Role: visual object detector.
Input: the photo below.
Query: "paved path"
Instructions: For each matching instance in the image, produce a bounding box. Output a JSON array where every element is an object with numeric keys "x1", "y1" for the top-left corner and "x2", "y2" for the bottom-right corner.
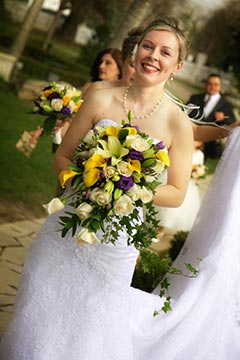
[
  {"x1": 0, "y1": 217, "x2": 46, "y2": 337},
  {"x1": 0, "y1": 175, "x2": 213, "y2": 337}
]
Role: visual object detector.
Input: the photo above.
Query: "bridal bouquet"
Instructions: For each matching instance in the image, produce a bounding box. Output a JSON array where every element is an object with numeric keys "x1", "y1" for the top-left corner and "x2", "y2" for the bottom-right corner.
[
  {"x1": 49, "y1": 113, "x2": 170, "y2": 249},
  {"x1": 32, "y1": 82, "x2": 83, "y2": 135}
]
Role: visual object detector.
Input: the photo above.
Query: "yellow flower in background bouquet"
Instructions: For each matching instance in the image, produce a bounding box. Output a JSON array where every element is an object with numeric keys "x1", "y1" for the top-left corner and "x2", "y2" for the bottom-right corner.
[
  {"x1": 32, "y1": 82, "x2": 83, "y2": 134},
  {"x1": 55, "y1": 112, "x2": 170, "y2": 249}
]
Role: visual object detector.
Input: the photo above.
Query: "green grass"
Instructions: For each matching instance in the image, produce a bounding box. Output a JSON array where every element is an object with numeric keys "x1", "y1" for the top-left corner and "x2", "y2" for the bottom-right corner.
[
  {"x1": 0, "y1": 83, "x2": 56, "y2": 217},
  {"x1": 205, "y1": 157, "x2": 219, "y2": 174}
]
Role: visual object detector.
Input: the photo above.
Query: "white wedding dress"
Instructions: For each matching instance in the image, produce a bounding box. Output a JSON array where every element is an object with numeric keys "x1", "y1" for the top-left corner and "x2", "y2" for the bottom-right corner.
[
  {"x1": 1, "y1": 120, "x2": 240, "y2": 360},
  {"x1": 154, "y1": 149, "x2": 204, "y2": 232}
]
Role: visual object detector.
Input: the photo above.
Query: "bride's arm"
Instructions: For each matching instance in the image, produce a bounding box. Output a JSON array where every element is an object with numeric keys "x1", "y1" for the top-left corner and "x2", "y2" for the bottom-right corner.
[{"x1": 154, "y1": 111, "x2": 194, "y2": 208}]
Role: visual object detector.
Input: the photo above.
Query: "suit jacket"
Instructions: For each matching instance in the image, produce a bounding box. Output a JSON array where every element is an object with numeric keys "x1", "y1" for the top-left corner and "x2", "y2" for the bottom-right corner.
[{"x1": 187, "y1": 93, "x2": 236, "y2": 125}]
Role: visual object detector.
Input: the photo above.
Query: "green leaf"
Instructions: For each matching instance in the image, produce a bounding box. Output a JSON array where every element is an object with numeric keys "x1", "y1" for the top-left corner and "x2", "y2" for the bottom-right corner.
[{"x1": 43, "y1": 116, "x2": 57, "y2": 135}]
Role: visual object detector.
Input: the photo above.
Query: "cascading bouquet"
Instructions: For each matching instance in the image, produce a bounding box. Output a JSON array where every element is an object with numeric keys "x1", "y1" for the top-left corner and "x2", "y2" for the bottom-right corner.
[
  {"x1": 32, "y1": 81, "x2": 83, "y2": 134},
  {"x1": 46, "y1": 113, "x2": 170, "y2": 249}
]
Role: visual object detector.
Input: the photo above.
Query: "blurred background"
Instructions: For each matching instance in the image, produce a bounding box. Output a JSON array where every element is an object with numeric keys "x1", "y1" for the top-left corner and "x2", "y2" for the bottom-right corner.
[{"x1": 1, "y1": 0, "x2": 240, "y2": 223}]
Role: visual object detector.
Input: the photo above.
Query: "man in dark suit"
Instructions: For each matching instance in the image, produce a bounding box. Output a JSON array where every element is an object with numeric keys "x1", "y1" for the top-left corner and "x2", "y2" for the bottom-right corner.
[{"x1": 187, "y1": 73, "x2": 236, "y2": 158}]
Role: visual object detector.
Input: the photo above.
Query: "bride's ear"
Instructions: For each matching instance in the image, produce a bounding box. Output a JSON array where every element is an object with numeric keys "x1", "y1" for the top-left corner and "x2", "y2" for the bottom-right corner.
[{"x1": 175, "y1": 61, "x2": 184, "y2": 73}]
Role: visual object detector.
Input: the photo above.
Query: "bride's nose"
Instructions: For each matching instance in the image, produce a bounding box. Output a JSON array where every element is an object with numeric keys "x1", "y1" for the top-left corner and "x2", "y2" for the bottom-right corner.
[{"x1": 149, "y1": 48, "x2": 159, "y2": 61}]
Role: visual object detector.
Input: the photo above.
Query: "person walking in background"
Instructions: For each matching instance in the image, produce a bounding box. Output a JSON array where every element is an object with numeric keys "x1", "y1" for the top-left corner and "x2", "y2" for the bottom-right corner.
[
  {"x1": 187, "y1": 73, "x2": 236, "y2": 158},
  {"x1": 87, "y1": 26, "x2": 144, "y2": 93},
  {"x1": 52, "y1": 48, "x2": 122, "y2": 149},
  {"x1": 81, "y1": 47, "x2": 122, "y2": 98}
]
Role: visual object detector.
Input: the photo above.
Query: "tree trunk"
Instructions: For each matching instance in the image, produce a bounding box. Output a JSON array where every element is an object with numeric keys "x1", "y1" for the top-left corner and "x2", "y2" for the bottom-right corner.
[
  {"x1": 109, "y1": 0, "x2": 154, "y2": 49},
  {"x1": 42, "y1": 0, "x2": 66, "y2": 51},
  {"x1": 11, "y1": 0, "x2": 44, "y2": 59},
  {"x1": 60, "y1": 0, "x2": 88, "y2": 42}
]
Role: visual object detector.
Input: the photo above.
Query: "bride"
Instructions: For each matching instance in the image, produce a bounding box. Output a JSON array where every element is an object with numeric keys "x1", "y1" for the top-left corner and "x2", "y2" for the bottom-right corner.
[{"x1": 0, "y1": 16, "x2": 238, "y2": 360}]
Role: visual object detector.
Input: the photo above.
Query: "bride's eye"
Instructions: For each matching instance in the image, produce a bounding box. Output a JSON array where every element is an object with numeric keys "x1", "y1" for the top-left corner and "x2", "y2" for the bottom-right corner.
[
  {"x1": 161, "y1": 49, "x2": 171, "y2": 57},
  {"x1": 142, "y1": 43, "x2": 153, "y2": 50}
]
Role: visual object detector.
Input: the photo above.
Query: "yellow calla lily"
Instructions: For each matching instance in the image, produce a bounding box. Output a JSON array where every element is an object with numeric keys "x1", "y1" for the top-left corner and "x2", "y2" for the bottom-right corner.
[
  {"x1": 128, "y1": 159, "x2": 141, "y2": 174},
  {"x1": 59, "y1": 169, "x2": 79, "y2": 188},
  {"x1": 105, "y1": 126, "x2": 118, "y2": 137},
  {"x1": 125, "y1": 127, "x2": 137, "y2": 136},
  {"x1": 156, "y1": 151, "x2": 170, "y2": 167},
  {"x1": 63, "y1": 95, "x2": 70, "y2": 106},
  {"x1": 84, "y1": 168, "x2": 101, "y2": 187},
  {"x1": 43, "y1": 89, "x2": 53, "y2": 97},
  {"x1": 85, "y1": 154, "x2": 106, "y2": 171},
  {"x1": 74, "y1": 101, "x2": 83, "y2": 112}
]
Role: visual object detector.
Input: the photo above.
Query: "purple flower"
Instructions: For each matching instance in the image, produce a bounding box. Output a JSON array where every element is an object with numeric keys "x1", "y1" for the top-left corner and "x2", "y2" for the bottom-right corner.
[
  {"x1": 105, "y1": 204, "x2": 112, "y2": 211},
  {"x1": 34, "y1": 97, "x2": 41, "y2": 106},
  {"x1": 76, "y1": 158, "x2": 85, "y2": 168},
  {"x1": 48, "y1": 91, "x2": 61, "y2": 100},
  {"x1": 123, "y1": 124, "x2": 139, "y2": 131},
  {"x1": 61, "y1": 106, "x2": 71, "y2": 116},
  {"x1": 106, "y1": 158, "x2": 111, "y2": 165},
  {"x1": 43, "y1": 85, "x2": 52, "y2": 91},
  {"x1": 129, "y1": 149, "x2": 144, "y2": 161},
  {"x1": 100, "y1": 171, "x2": 106, "y2": 179},
  {"x1": 116, "y1": 176, "x2": 134, "y2": 191},
  {"x1": 83, "y1": 191, "x2": 90, "y2": 200},
  {"x1": 156, "y1": 141, "x2": 165, "y2": 150}
]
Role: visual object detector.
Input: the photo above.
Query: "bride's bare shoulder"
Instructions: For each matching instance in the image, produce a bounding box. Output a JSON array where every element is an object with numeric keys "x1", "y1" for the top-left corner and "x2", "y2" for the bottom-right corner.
[{"x1": 165, "y1": 96, "x2": 191, "y2": 129}]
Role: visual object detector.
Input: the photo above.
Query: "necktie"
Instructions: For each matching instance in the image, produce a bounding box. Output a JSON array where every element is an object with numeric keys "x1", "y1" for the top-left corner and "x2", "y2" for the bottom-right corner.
[{"x1": 204, "y1": 95, "x2": 211, "y2": 107}]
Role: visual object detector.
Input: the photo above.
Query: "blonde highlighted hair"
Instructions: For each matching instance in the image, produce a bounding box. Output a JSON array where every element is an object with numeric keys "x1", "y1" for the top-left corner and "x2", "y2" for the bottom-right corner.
[{"x1": 139, "y1": 16, "x2": 190, "y2": 63}]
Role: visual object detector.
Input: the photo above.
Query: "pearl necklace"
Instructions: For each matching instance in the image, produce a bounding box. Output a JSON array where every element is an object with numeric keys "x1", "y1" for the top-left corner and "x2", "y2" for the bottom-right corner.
[{"x1": 122, "y1": 85, "x2": 164, "y2": 120}]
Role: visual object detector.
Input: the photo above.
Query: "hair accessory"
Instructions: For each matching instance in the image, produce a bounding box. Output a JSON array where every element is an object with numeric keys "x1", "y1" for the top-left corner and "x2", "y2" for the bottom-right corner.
[{"x1": 131, "y1": 44, "x2": 138, "y2": 61}]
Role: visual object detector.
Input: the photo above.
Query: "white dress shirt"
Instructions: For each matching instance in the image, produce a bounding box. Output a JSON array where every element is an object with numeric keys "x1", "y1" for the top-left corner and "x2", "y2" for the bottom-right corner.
[{"x1": 203, "y1": 92, "x2": 221, "y2": 118}]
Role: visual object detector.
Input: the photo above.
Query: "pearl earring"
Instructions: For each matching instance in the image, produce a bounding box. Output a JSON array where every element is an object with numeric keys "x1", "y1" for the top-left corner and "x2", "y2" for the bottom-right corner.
[{"x1": 170, "y1": 73, "x2": 175, "y2": 81}]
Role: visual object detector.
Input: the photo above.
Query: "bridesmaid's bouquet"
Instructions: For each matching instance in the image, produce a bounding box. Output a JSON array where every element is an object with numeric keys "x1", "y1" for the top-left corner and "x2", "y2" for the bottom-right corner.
[
  {"x1": 45, "y1": 113, "x2": 170, "y2": 249},
  {"x1": 191, "y1": 163, "x2": 207, "y2": 181},
  {"x1": 32, "y1": 82, "x2": 83, "y2": 134}
]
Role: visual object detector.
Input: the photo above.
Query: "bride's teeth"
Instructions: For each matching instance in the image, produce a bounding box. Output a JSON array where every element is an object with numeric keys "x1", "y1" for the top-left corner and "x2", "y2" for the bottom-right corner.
[{"x1": 143, "y1": 64, "x2": 158, "y2": 71}]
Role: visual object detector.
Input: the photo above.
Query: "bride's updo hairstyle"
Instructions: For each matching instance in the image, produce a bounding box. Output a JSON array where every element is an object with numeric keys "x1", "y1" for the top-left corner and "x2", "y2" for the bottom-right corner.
[{"x1": 138, "y1": 16, "x2": 190, "y2": 63}]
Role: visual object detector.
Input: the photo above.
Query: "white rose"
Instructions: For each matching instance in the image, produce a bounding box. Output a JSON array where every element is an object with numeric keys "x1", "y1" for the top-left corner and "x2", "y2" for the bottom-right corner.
[
  {"x1": 153, "y1": 160, "x2": 165, "y2": 174},
  {"x1": 126, "y1": 135, "x2": 150, "y2": 152},
  {"x1": 197, "y1": 165, "x2": 206, "y2": 177},
  {"x1": 83, "y1": 130, "x2": 95, "y2": 144},
  {"x1": 75, "y1": 228, "x2": 100, "y2": 245},
  {"x1": 143, "y1": 174, "x2": 156, "y2": 183},
  {"x1": 104, "y1": 166, "x2": 116, "y2": 179},
  {"x1": 51, "y1": 99, "x2": 64, "y2": 112},
  {"x1": 67, "y1": 100, "x2": 77, "y2": 113},
  {"x1": 76, "y1": 150, "x2": 91, "y2": 159},
  {"x1": 114, "y1": 195, "x2": 134, "y2": 216},
  {"x1": 76, "y1": 202, "x2": 93, "y2": 220},
  {"x1": 43, "y1": 198, "x2": 65, "y2": 214},
  {"x1": 65, "y1": 87, "x2": 74, "y2": 97},
  {"x1": 140, "y1": 186, "x2": 153, "y2": 203},
  {"x1": 90, "y1": 188, "x2": 112, "y2": 206},
  {"x1": 117, "y1": 161, "x2": 132, "y2": 177},
  {"x1": 127, "y1": 183, "x2": 141, "y2": 201}
]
